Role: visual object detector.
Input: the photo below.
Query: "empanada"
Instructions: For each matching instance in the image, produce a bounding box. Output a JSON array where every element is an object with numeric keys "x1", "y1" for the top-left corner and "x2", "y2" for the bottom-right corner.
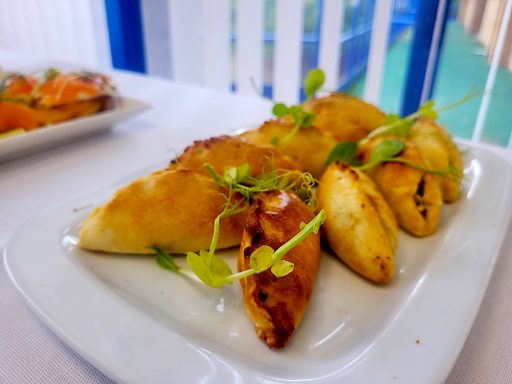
[
  {"x1": 317, "y1": 163, "x2": 398, "y2": 283},
  {"x1": 239, "y1": 119, "x2": 337, "y2": 178},
  {"x1": 238, "y1": 190, "x2": 320, "y2": 348},
  {"x1": 359, "y1": 138, "x2": 443, "y2": 237},
  {"x1": 79, "y1": 168, "x2": 247, "y2": 254},
  {"x1": 169, "y1": 135, "x2": 301, "y2": 176},
  {"x1": 302, "y1": 93, "x2": 387, "y2": 142},
  {"x1": 409, "y1": 118, "x2": 463, "y2": 203}
]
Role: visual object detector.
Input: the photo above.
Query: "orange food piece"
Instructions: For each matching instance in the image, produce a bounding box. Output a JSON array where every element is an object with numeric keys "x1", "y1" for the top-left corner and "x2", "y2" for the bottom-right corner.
[
  {"x1": 0, "y1": 101, "x2": 42, "y2": 132},
  {"x1": 0, "y1": 70, "x2": 116, "y2": 133},
  {"x1": 2, "y1": 75, "x2": 37, "y2": 101},
  {"x1": 38, "y1": 74, "x2": 106, "y2": 107},
  {"x1": 37, "y1": 98, "x2": 104, "y2": 125}
]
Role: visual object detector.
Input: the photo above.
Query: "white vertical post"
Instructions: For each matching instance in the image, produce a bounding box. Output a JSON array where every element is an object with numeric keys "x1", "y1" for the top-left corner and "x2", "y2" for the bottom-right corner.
[
  {"x1": 0, "y1": 0, "x2": 11, "y2": 49},
  {"x1": 89, "y1": 0, "x2": 112, "y2": 69},
  {"x1": 363, "y1": 0, "x2": 393, "y2": 105},
  {"x1": 68, "y1": 0, "x2": 99, "y2": 67},
  {"x1": 24, "y1": 0, "x2": 43, "y2": 56},
  {"x1": 11, "y1": 1, "x2": 31, "y2": 53},
  {"x1": 420, "y1": 0, "x2": 447, "y2": 105},
  {"x1": 38, "y1": 0, "x2": 61, "y2": 60},
  {"x1": 471, "y1": 0, "x2": 512, "y2": 145},
  {"x1": 318, "y1": 0, "x2": 344, "y2": 91},
  {"x1": 168, "y1": 0, "x2": 203, "y2": 84},
  {"x1": 140, "y1": 0, "x2": 172, "y2": 77},
  {"x1": 202, "y1": 0, "x2": 231, "y2": 91},
  {"x1": 53, "y1": 0, "x2": 80, "y2": 62},
  {"x1": 273, "y1": 0, "x2": 304, "y2": 103},
  {"x1": 236, "y1": 0, "x2": 264, "y2": 95}
]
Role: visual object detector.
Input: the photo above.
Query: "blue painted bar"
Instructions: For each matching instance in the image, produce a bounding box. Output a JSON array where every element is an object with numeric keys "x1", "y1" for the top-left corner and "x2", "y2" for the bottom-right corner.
[
  {"x1": 401, "y1": 0, "x2": 451, "y2": 115},
  {"x1": 254, "y1": 0, "x2": 420, "y2": 99},
  {"x1": 104, "y1": 0, "x2": 146, "y2": 73}
]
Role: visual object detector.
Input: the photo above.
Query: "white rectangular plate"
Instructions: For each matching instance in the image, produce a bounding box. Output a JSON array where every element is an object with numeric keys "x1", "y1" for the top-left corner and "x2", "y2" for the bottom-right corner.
[
  {"x1": 4, "y1": 145, "x2": 512, "y2": 384},
  {"x1": 0, "y1": 97, "x2": 149, "y2": 163}
]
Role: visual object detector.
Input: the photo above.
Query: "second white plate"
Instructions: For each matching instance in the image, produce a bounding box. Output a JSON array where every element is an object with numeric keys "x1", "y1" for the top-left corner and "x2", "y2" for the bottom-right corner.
[
  {"x1": 4, "y1": 145, "x2": 512, "y2": 383},
  {"x1": 0, "y1": 97, "x2": 149, "y2": 163}
]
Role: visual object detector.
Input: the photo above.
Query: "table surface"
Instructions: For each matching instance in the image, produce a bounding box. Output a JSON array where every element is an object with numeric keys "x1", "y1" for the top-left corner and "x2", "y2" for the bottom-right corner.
[{"x1": 1, "y1": 55, "x2": 512, "y2": 384}]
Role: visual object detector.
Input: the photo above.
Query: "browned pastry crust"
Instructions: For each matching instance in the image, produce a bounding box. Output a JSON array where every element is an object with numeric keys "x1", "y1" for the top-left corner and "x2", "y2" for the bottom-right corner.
[
  {"x1": 38, "y1": 95, "x2": 117, "y2": 124},
  {"x1": 168, "y1": 135, "x2": 301, "y2": 176},
  {"x1": 317, "y1": 163, "x2": 398, "y2": 283},
  {"x1": 359, "y1": 138, "x2": 443, "y2": 237},
  {"x1": 238, "y1": 190, "x2": 321, "y2": 348},
  {"x1": 301, "y1": 93, "x2": 387, "y2": 142},
  {"x1": 79, "y1": 168, "x2": 247, "y2": 254},
  {"x1": 409, "y1": 117, "x2": 463, "y2": 203},
  {"x1": 238, "y1": 119, "x2": 338, "y2": 179}
]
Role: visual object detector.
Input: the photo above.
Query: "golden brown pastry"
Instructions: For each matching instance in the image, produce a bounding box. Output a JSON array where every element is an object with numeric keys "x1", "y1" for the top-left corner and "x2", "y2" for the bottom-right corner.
[
  {"x1": 359, "y1": 138, "x2": 443, "y2": 237},
  {"x1": 301, "y1": 93, "x2": 387, "y2": 142},
  {"x1": 239, "y1": 119, "x2": 338, "y2": 178},
  {"x1": 79, "y1": 168, "x2": 247, "y2": 254},
  {"x1": 409, "y1": 117, "x2": 463, "y2": 203},
  {"x1": 317, "y1": 163, "x2": 398, "y2": 283},
  {"x1": 168, "y1": 135, "x2": 301, "y2": 177},
  {"x1": 238, "y1": 190, "x2": 320, "y2": 348}
]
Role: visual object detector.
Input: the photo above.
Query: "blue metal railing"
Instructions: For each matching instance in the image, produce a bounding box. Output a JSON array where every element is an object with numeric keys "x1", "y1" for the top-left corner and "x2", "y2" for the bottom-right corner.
[{"x1": 105, "y1": 0, "x2": 420, "y2": 102}]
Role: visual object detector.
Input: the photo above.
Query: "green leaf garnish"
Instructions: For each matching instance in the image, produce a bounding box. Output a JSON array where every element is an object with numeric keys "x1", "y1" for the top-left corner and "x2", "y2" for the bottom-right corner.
[
  {"x1": 304, "y1": 68, "x2": 325, "y2": 100},
  {"x1": 152, "y1": 246, "x2": 181, "y2": 272},
  {"x1": 272, "y1": 103, "x2": 289, "y2": 117},
  {"x1": 220, "y1": 209, "x2": 326, "y2": 284},
  {"x1": 418, "y1": 100, "x2": 437, "y2": 120},
  {"x1": 271, "y1": 259, "x2": 295, "y2": 277},
  {"x1": 325, "y1": 141, "x2": 360, "y2": 166},
  {"x1": 355, "y1": 139, "x2": 457, "y2": 177},
  {"x1": 270, "y1": 68, "x2": 325, "y2": 146},
  {"x1": 367, "y1": 91, "x2": 477, "y2": 140},
  {"x1": 151, "y1": 246, "x2": 199, "y2": 281},
  {"x1": 358, "y1": 139, "x2": 405, "y2": 171},
  {"x1": 184, "y1": 209, "x2": 325, "y2": 287},
  {"x1": 250, "y1": 245, "x2": 274, "y2": 272},
  {"x1": 43, "y1": 68, "x2": 60, "y2": 82},
  {"x1": 369, "y1": 139, "x2": 404, "y2": 164},
  {"x1": 186, "y1": 250, "x2": 233, "y2": 288}
]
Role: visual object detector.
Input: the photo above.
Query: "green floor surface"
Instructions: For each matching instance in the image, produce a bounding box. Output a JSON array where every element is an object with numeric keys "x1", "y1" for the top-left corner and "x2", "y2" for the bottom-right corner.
[{"x1": 348, "y1": 21, "x2": 512, "y2": 147}]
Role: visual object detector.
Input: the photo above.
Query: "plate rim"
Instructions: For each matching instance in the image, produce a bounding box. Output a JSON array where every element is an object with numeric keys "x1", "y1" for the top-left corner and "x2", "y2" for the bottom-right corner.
[{"x1": 0, "y1": 96, "x2": 150, "y2": 163}]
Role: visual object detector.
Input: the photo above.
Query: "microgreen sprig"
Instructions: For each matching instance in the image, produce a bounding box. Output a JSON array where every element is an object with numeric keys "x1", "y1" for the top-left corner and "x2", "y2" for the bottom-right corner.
[
  {"x1": 203, "y1": 162, "x2": 317, "y2": 208},
  {"x1": 325, "y1": 139, "x2": 460, "y2": 178},
  {"x1": 155, "y1": 209, "x2": 326, "y2": 288},
  {"x1": 270, "y1": 68, "x2": 326, "y2": 146},
  {"x1": 217, "y1": 209, "x2": 326, "y2": 285},
  {"x1": 365, "y1": 91, "x2": 477, "y2": 141},
  {"x1": 155, "y1": 163, "x2": 321, "y2": 288}
]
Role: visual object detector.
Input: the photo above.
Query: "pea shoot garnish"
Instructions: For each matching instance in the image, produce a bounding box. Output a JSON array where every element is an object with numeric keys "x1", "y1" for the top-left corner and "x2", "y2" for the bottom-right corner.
[
  {"x1": 271, "y1": 68, "x2": 325, "y2": 146},
  {"x1": 326, "y1": 139, "x2": 460, "y2": 177},
  {"x1": 365, "y1": 91, "x2": 477, "y2": 141},
  {"x1": 153, "y1": 163, "x2": 323, "y2": 288},
  {"x1": 325, "y1": 94, "x2": 475, "y2": 177}
]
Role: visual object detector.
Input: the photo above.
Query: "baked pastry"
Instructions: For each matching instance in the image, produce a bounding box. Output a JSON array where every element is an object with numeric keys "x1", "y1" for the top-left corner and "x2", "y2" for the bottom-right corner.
[
  {"x1": 302, "y1": 93, "x2": 387, "y2": 142},
  {"x1": 239, "y1": 119, "x2": 338, "y2": 179},
  {"x1": 317, "y1": 163, "x2": 398, "y2": 283},
  {"x1": 359, "y1": 137, "x2": 443, "y2": 237},
  {"x1": 238, "y1": 190, "x2": 321, "y2": 348},
  {"x1": 79, "y1": 168, "x2": 247, "y2": 254},
  {"x1": 169, "y1": 135, "x2": 301, "y2": 177},
  {"x1": 409, "y1": 118, "x2": 463, "y2": 203}
]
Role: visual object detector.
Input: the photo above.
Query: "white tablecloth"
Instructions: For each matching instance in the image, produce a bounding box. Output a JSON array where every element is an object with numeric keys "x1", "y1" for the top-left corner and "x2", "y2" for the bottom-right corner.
[{"x1": 1, "y1": 57, "x2": 512, "y2": 384}]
